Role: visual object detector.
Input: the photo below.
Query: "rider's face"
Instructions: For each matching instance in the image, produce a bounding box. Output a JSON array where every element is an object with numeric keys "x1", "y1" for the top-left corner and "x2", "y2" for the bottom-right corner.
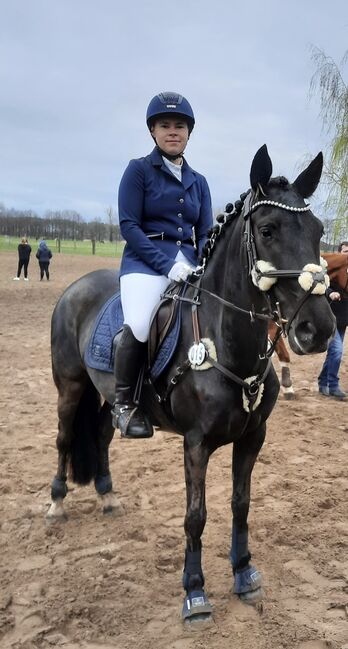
[
  {"x1": 151, "y1": 118, "x2": 189, "y2": 158},
  {"x1": 340, "y1": 245, "x2": 348, "y2": 254}
]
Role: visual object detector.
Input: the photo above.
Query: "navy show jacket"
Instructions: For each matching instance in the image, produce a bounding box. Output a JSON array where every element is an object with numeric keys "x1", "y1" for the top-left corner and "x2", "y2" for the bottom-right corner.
[{"x1": 118, "y1": 146, "x2": 213, "y2": 276}]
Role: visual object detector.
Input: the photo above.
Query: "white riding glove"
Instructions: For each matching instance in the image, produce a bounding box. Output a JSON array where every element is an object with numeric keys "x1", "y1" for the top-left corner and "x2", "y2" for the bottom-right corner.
[{"x1": 168, "y1": 261, "x2": 193, "y2": 282}]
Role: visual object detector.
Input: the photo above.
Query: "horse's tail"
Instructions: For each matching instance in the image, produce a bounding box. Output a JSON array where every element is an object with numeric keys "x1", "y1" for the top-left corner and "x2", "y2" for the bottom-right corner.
[{"x1": 69, "y1": 378, "x2": 100, "y2": 485}]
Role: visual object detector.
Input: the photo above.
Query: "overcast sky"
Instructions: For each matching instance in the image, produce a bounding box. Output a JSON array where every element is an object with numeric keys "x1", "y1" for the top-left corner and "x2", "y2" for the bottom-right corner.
[{"x1": 0, "y1": 0, "x2": 347, "y2": 220}]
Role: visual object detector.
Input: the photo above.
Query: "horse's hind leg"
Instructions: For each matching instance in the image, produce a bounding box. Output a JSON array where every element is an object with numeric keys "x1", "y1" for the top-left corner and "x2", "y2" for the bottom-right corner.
[
  {"x1": 94, "y1": 401, "x2": 123, "y2": 516},
  {"x1": 230, "y1": 423, "x2": 266, "y2": 603},
  {"x1": 47, "y1": 379, "x2": 86, "y2": 520},
  {"x1": 181, "y1": 435, "x2": 213, "y2": 623}
]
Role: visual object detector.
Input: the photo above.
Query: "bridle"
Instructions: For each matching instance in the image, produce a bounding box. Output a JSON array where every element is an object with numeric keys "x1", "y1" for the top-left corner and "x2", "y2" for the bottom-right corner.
[
  {"x1": 241, "y1": 190, "x2": 328, "y2": 334},
  {"x1": 157, "y1": 188, "x2": 329, "y2": 415}
]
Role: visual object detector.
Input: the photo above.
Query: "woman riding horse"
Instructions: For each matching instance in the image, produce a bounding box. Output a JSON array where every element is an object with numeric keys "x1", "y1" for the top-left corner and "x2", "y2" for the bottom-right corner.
[
  {"x1": 49, "y1": 145, "x2": 335, "y2": 622},
  {"x1": 113, "y1": 92, "x2": 213, "y2": 439}
]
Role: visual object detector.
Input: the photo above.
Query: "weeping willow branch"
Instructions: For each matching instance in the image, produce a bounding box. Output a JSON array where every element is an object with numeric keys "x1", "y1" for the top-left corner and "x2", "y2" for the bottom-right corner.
[{"x1": 309, "y1": 46, "x2": 348, "y2": 242}]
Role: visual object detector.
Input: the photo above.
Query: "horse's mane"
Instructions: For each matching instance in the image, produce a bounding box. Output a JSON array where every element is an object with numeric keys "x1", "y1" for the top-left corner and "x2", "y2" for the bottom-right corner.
[
  {"x1": 197, "y1": 196, "x2": 244, "y2": 271},
  {"x1": 197, "y1": 177, "x2": 290, "y2": 272}
]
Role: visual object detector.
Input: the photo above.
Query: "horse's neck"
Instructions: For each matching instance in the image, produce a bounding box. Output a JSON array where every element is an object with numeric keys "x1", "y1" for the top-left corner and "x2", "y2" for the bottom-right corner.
[
  {"x1": 197, "y1": 220, "x2": 269, "y2": 370},
  {"x1": 326, "y1": 254, "x2": 348, "y2": 292}
]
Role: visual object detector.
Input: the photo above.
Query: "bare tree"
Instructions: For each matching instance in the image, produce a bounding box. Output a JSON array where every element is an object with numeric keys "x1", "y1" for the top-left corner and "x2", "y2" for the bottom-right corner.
[{"x1": 106, "y1": 206, "x2": 115, "y2": 243}]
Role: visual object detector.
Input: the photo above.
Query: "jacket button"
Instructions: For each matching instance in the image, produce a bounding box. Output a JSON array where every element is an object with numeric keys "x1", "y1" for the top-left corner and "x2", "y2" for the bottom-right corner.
[
  {"x1": 179, "y1": 198, "x2": 184, "y2": 203},
  {"x1": 178, "y1": 227, "x2": 183, "y2": 232},
  {"x1": 177, "y1": 213, "x2": 182, "y2": 217},
  {"x1": 176, "y1": 241, "x2": 181, "y2": 246}
]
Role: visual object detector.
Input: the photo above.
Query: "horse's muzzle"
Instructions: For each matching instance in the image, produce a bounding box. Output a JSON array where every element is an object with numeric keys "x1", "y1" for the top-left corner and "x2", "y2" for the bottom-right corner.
[{"x1": 289, "y1": 315, "x2": 336, "y2": 355}]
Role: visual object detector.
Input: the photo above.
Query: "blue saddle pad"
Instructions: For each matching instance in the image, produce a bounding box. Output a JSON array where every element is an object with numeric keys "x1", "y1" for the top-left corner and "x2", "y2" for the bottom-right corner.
[{"x1": 84, "y1": 292, "x2": 182, "y2": 381}]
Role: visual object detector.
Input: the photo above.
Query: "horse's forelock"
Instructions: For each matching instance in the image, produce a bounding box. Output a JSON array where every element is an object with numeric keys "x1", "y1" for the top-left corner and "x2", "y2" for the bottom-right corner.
[{"x1": 267, "y1": 176, "x2": 290, "y2": 190}]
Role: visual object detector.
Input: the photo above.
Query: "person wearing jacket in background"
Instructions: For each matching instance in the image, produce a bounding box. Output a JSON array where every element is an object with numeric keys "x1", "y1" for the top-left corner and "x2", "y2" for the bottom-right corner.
[
  {"x1": 318, "y1": 241, "x2": 348, "y2": 400},
  {"x1": 36, "y1": 240, "x2": 52, "y2": 280},
  {"x1": 112, "y1": 91, "x2": 213, "y2": 439},
  {"x1": 13, "y1": 237, "x2": 31, "y2": 281}
]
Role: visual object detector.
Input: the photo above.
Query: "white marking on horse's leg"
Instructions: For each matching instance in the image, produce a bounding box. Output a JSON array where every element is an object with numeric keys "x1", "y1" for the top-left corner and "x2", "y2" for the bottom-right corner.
[
  {"x1": 99, "y1": 491, "x2": 124, "y2": 516},
  {"x1": 46, "y1": 498, "x2": 67, "y2": 520},
  {"x1": 282, "y1": 386, "x2": 295, "y2": 398}
]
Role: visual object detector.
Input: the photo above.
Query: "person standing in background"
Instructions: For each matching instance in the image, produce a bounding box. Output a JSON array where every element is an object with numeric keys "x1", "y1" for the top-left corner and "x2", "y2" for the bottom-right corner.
[
  {"x1": 13, "y1": 237, "x2": 31, "y2": 281},
  {"x1": 36, "y1": 240, "x2": 53, "y2": 280},
  {"x1": 318, "y1": 241, "x2": 348, "y2": 400}
]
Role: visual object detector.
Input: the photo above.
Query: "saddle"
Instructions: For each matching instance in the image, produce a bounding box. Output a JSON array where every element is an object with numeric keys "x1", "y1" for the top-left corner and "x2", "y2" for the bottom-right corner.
[
  {"x1": 85, "y1": 282, "x2": 186, "y2": 381},
  {"x1": 148, "y1": 282, "x2": 183, "y2": 368}
]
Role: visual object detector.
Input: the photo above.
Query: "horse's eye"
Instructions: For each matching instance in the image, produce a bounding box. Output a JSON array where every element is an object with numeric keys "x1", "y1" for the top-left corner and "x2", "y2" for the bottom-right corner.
[{"x1": 260, "y1": 227, "x2": 272, "y2": 239}]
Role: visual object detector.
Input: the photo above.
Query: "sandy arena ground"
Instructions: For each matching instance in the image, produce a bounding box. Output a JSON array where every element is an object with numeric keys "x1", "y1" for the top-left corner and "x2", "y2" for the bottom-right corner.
[{"x1": 0, "y1": 250, "x2": 347, "y2": 649}]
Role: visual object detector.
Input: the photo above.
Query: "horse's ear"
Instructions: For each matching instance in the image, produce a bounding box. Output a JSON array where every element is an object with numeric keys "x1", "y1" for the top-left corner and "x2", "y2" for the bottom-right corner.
[
  {"x1": 250, "y1": 144, "x2": 273, "y2": 191},
  {"x1": 293, "y1": 152, "x2": 323, "y2": 198}
]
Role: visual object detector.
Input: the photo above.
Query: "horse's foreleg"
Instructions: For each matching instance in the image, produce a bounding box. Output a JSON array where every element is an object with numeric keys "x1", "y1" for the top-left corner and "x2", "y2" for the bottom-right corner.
[
  {"x1": 274, "y1": 337, "x2": 294, "y2": 399},
  {"x1": 94, "y1": 402, "x2": 123, "y2": 515},
  {"x1": 279, "y1": 362, "x2": 294, "y2": 399},
  {"x1": 47, "y1": 380, "x2": 85, "y2": 520},
  {"x1": 230, "y1": 423, "x2": 266, "y2": 603},
  {"x1": 182, "y1": 436, "x2": 213, "y2": 622}
]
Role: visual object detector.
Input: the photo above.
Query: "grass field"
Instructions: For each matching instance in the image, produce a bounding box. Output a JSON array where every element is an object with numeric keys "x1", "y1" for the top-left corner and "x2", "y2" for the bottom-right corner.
[{"x1": 0, "y1": 236, "x2": 125, "y2": 258}]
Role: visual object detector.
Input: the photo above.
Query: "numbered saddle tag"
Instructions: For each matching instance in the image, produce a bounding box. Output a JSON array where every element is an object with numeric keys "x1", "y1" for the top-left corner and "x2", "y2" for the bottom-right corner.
[{"x1": 188, "y1": 342, "x2": 207, "y2": 367}]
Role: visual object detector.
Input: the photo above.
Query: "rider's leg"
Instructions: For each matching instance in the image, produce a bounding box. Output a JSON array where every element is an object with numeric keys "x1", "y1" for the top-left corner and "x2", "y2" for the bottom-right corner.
[
  {"x1": 112, "y1": 325, "x2": 153, "y2": 437},
  {"x1": 111, "y1": 273, "x2": 171, "y2": 438}
]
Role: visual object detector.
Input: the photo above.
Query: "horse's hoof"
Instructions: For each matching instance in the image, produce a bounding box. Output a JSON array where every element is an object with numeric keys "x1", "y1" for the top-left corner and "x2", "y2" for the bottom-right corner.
[
  {"x1": 182, "y1": 590, "x2": 213, "y2": 623},
  {"x1": 234, "y1": 565, "x2": 262, "y2": 595},
  {"x1": 283, "y1": 390, "x2": 295, "y2": 400},
  {"x1": 46, "y1": 499, "x2": 67, "y2": 522},
  {"x1": 184, "y1": 613, "x2": 214, "y2": 628},
  {"x1": 100, "y1": 491, "x2": 124, "y2": 516},
  {"x1": 239, "y1": 587, "x2": 264, "y2": 605}
]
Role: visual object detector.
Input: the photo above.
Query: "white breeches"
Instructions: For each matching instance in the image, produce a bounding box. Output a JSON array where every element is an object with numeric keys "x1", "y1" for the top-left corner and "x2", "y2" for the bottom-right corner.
[{"x1": 120, "y1": 251, "x2": 192, "y2": 342}]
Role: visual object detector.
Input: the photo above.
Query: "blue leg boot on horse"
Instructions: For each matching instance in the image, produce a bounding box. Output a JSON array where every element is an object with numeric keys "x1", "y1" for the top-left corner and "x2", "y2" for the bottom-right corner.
[{"x1": 111, "y1": 325, "x2": 153, "y2": 438}]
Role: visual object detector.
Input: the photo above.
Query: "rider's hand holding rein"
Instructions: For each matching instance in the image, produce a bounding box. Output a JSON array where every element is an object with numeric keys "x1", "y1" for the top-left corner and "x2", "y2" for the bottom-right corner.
[
  {"x1": 168, "y1": 261, "x2": 193, "y2": 282},
  {"x1": 112, "y1": 91, "x2": 213, "y2": 439}
]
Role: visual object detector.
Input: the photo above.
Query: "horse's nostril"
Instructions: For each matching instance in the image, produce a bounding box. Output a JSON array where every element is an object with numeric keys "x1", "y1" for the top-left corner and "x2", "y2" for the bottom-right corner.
[{"x1": 296, "y1": 321, "x2": 316, "y2": 344}]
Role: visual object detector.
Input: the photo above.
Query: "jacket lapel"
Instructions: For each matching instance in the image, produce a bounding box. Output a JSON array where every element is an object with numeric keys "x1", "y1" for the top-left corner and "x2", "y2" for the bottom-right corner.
[{"x1": 149, "y1": 147, "x2": 196, "y2": 188}]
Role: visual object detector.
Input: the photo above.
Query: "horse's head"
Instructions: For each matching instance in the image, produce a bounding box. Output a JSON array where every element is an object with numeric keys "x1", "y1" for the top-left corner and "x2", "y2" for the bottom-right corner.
[{"x1": 246, "y1": 145, "x2": 336, "y2": 355}]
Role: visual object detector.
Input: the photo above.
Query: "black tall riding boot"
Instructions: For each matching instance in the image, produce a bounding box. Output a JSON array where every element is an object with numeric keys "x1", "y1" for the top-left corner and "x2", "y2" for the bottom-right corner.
[{"x1": 111, "y1": 325, "x2": 153, "y2": 438}]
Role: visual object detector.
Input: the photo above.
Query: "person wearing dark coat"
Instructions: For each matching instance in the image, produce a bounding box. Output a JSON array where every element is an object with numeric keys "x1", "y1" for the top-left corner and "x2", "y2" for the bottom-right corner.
[
  {"x1": 13, "y1": 237, "x2": 31, "y2": 281},
  {"x1": 318, "y1": 241, "x2": 348, "y2": 400},
  {"x1": 36, "y1": 240, "x2": 53, "y2": 280},
  {"x1": 111, "y1": 91, "x2": 213, "y2": 439}
]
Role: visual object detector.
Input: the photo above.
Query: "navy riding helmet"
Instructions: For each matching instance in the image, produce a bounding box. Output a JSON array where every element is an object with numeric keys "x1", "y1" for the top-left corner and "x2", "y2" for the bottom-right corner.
[{"x1": 146, "y1": 92, "x2": 195, "y2": 133}]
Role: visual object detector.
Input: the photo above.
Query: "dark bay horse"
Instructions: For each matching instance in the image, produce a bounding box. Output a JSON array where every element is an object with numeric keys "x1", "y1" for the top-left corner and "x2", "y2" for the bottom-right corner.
[
  {"x1": 270, "y1": 251, "x2": 348, "y2": 398},
  {"x1": 48, "y1": 145, "x2": 335, "y2": 622}
]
